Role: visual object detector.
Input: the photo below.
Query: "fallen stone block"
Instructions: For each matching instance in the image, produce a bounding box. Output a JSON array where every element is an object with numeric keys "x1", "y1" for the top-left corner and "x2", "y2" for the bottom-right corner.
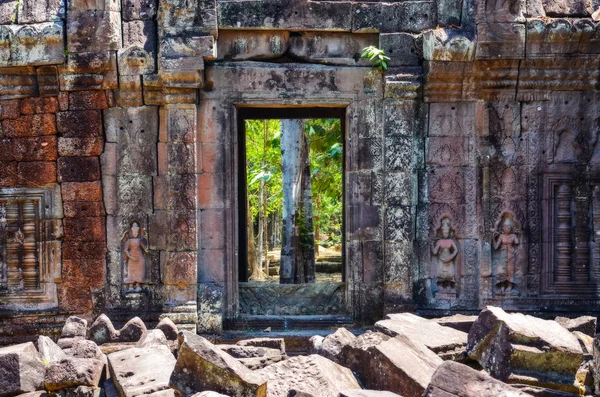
[
  {"x1": 254, "y1": 354, "x2": 361, "y2": 397},
  {"x1": 0, "y1": 342, "x2": 45, "y2": 396},
  {"x1": 310, "y1": 328, "x2": 356, "y2": 362},
  {"x1": 338, "y1": 331, "x2": 442, "y2": 397},
  {"x1": 555, "y1": 316, "x2": 597, "y2": 338},
  {"x1": 64, "y1": 340, "x2": 103, "y2": 360},
  {"x1": 236, "y1": 337, "x2": 286, "y2": 354},
  {"x1": 191, "y1": 393, "x2": 231, "y2": 397},
  {"x1": 375, "y1": 313, "x2": 467, "y2": 359},
  {"x1": 38, "y1": 335, "x2": 67, "y2": 364},
  {"x1": 170, "y1": 331, "x2": 267, "y2": 396},
  {"x1": 433, "y1": 314, "x2": 478, "y2": 333},
  {"x1": 108, "y1": 345, "x2": 176, "y2": 397},
  {"x1": 156, "y1": 317, "x2": 179, "y2": 341},
  {"x1": 339, "y1": 391, "x2": 403, "y2": 397},
  {"x1": 572, "y1": 331, "x2": 593, "y2": 360},
  {"x1": 89, "y1": 314, "x2": 147, "y2": 344},
  {"x1": 136, "y1": 329, "x2": 168, "y2": 348},
  {"x1": 218, "y1": 344, "x2": 286, "y2": 369},
  {"x1": 468, "y1": 306, "x2": 583, "y2": 394},
  {"x1": 61, "y1": 316, "x2": 88, "y2": 339},
  {"x1": 424, "y1": 361, "x2": 530, "y2": 396},
  {"x1": 44, "y1": 358, "x2": 104, "y2": 391}
]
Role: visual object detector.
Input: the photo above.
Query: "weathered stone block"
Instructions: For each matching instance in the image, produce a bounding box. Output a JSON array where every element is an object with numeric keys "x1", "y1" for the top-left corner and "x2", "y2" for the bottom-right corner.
[
  {"x1": 542, "y1": 0, "x2": 593, "y2": 16},
  {"x1": 37, "y1": 66, "x2": 60, "y2": 97},
  {"x1": 289, "y1": 32, "x2": 377, "y2": 66},
  {"x1": 159, "y1": 0, "x2": 217, "y2": 37},
  {"x1": 423, "y1": 29, "x2": 475, "y2": 61},
  {"x1": 437, "y1": 0, "x2": 463, "y2": 26},
  {"x1": 58, "y1": 52, "x2": 118, "y2": 91},
  {"x1": 163, "y1": 251, "x2": 197, "y2": 286},
  {"x1": 69, "y1": 0, "x2": 120, "y2": 11},
  {"x1": 119, "y1": 20, "x2": 157, "y2": 76},
  {"x1": 379, "y1": 33, "x2": 420, "y2": 66},
  {"x1": 168, "y1": 211, "x2": 197, "y2": 250},
  {"x1": 62, "y1": 316, "x2": 88, "y2": 338},
  {"x1": 0, "y1": 161, "x2": 17, "y2": 187},
  {"x1": 63, "y1": 201, "x2": 105, "y2": 218},
  {"x1": 555, "y1": 316, "x2": 597, "y2": 337},
  {"x1": 476, "y1": 23, "x2": 526, "y2": 59},
  {"x1": 67, "y1": 10, "x2": 122, "y2": 53},
  {"x1": 44, "y1": 357, "x2": 104, "y2": 391},
  {"x1": 116, "y1": 174, "x2": 154, "y2": 214},
  {"x1": 108, "y1": 345, "x2": 176, "y2": 396},
  {"x1": 0, "y1": 1, "x2": 18, "y2": 25},
  {"x1": 254, "y1": 354, "x2": 360, "y2": 397},
  {"x1": 61, "y1": 181, "x2": 103, "y2": 201},
  {"x1": 38, "y1": 335, "x2": 68, "y2": 364},
  {"x1": 64, "y1": 217, "x2": 105, "y2": 242},
  {"x1": 398, "y1": 1, "x2": 437, "y2": 33},
  {"x1": 0, "y1": 342, "x2": 45, "y2": 395},
  {"x1": 159, "y1": 35, "x2": 215, "y2": 75},
  {"x1": 123, "y1": 0, "x2": 157, "y2": 20},
  {"x1": 17, "y1": 161, "x2": 57, "y2": 185},
  {"x1": 58, "y1": 136, "x2": 103, "y2": 157},
  {"x1": 20, "y1": 97, "x2": 58, "y2": 114},
  {"x1": 0, "y1": 99, "x2": 21, "y2": 119},
  {"x1": 12, "y1": 136, "x2": 58, "y2": 161},
  {"x1": 0, "y1": 23, "x2": 65, "y2": 67},
  {"x1": 352, "y1": 3, "x2": 400, "y2": 33},
  {"x1": 114, "y1": 75, "x2": 143, "y2": 107},
  {"x1": 467, "y1": 306, "x2": 584, "y2": 393},
  {"x1": 57, "y1": 110, "x2": 103, "y2": 137},
  {"x1": 2, "y1": 113, "x2": 56, "y2": 137},
  {"x1": 58, "y1": 157, "x2": 101, "y2": 182},
  {"x1": 62, "y1": 241, "x2": 106, "y2": 261},
  {"x1": 68, "y1": 91, "x2": 108, "y2": 110},
  {"x1": 170, "y1": 331, "x2": 267, "y2": 396},
  {"x1": 18, "y1": 0, "x2": 65, "y2": 23},
  {"x1": 310, "y1": 328, "x2": 356, "y2": 362},
  {"x1": 217, "y1": 30, "x2": 290, "y2": 61}
]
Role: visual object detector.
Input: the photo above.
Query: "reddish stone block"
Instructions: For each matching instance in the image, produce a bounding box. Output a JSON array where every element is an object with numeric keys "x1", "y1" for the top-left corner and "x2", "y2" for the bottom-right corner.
[
  {"x1": 0, "y1": 161, "x2": 17, "y2": 187},
  {"x1": 62, "y1": 241, "x2": 107, "y2": 260},
  {"x1": 58, "y1": 92, "x2": 69, "y2": 111},
  {"x1": 0, "y1": 99, "x2": 21, "y2": 120},
  {"x1": 163, "y1": 251, "x2": 197, "y2": 286},
  {"x1": 15, "y1": 136, "x2": 58, "y2": 161},
  {"x1": 57, "y1": 111, "x2": 103, "y2": 137},
  {"x1": 58, "y1": 261, "x2": 94, "y2": 312},
  {"x1": 63, "y1": 201, "x2": 106, "y2": 218},
  {"x1": 58, "y1": 136, "x2": 104, "y2": 157},
  {"x1": 198, "y1": 173, "x2": 224, "y2": 209},
  {"x1": 198, "y1": 249, "x2": 225, "y2": 283},
  {"x1": 62, "y1": 181, "x2": 103, "y2": 202},
  {"x1": 17, "y1": 162, "x2": 57, "y2": 186},
  {"x1": 68, "y1": 91, "x2": 109, "y2": 110},
  {"x1": 201, "y1": 143, "x2": 224, "y2": 173},
  {"x1": 200, "y1": 209, "x2": 225, "y2": 250},
  {"x1": 168, "y1": 212, "x2": 197, "y2": 251},
  {"x1": 2, "y1": 114, "x2": 57, "y2": 137},
  {"x1": 20, "y1": 97, "x2": 59, "y2": 115},
  {"x1": 63, "y1": 217, "x2": 106, "y2": 242},
  {"x1": 58, "y1": 157, "x2": 101, "y2": 182}
]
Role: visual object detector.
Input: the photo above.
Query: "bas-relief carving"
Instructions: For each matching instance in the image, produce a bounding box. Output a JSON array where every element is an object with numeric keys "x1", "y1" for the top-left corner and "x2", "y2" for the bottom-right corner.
[
  {"x1": 122, "y1": 221, "x2": 149, "y2": 288},
  {"x1": 431, "y1": 217, "x2": 458, "y2": 297},
  {"x1": 492, "y1": 213, "x2": 521, "y2": 296}
]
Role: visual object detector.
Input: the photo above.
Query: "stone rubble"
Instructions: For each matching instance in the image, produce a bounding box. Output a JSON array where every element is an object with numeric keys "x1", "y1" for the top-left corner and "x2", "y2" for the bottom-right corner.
[{"x1": 1, "y1": 309, "x2": 600, "y2": 396}]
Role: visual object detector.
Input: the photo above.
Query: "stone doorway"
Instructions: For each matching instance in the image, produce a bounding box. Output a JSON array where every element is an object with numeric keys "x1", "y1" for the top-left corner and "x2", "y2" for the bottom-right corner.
[{"x1": 236, "y1": 108, "x2": 347, "y2": 325}]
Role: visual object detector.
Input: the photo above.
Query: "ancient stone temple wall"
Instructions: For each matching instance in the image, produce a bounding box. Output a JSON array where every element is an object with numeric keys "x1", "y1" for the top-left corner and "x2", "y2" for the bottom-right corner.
[{"x1": 0, "y1": 0, "x2": 599, "y2": 342}]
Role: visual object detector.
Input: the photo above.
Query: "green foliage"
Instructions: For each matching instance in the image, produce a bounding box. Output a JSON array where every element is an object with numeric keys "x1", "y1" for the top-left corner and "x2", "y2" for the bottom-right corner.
[
  {"x1": 245, "y1": 118, "x2": 343, "y2": 250},
  {"x1": 361, "y1": 46, "x2": 390, "y2": 71}
]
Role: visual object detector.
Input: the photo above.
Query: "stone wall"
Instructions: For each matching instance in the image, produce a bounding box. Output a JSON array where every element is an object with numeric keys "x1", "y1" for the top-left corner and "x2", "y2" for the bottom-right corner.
[{"x1": 0, "y1": 0, "x2": 599, "y2": 342}]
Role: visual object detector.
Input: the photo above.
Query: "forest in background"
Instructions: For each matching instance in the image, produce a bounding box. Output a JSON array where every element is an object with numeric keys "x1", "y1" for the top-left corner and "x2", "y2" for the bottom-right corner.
[{"x1": 245, "y1": 118, "x2": 343, "y2": 282}]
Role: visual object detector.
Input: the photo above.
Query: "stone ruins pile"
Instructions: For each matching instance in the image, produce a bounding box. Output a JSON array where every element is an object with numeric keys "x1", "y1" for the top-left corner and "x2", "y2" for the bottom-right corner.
[{"x1": 1, "y1": 306, "x2": 598, "y2": 397}]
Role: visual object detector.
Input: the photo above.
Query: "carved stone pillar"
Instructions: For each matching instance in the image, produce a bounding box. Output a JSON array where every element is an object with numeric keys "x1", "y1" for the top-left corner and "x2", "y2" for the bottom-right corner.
[
  {"x1": 574, "y1": 184, "x2": 591, "y2": 283},
  {"x1": 6, "y1": 203, "x2": 21, "y2": 290},
  {"x1": 21, "y1": 200, "x2": 38, "y2": 290},
  {"x1": 593, "y1": 186, "x2": 600, "y2": 282},
  {"x1": 555, "y1": 184, "x2": 573, "y2": 282}
]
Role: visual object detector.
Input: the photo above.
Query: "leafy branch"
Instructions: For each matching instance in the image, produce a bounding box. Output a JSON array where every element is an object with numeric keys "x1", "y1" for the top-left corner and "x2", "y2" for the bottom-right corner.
[{"x1": 361, "y1": 46, "x2": 390, "y2": 71}]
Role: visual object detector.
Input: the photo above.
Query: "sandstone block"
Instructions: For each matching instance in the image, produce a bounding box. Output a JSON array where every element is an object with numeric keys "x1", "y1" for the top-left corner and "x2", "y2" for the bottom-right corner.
[
  {"x1": 542, "y1": 0, "x2": 593, "y2": 16},
  {"x1": 2, "y1": 114, "x2": 56, "y2": 137},
  {"x1": 0, "y1": 99, "x2": 21, "y2": 119},
  {"x1": 63, "y1": 201, "x2": 105, "y2": 218},
  {"x1": 339, "y1": 392, "x2": 403, "y2": 397},
  {"x1": 288, "y1": 32, "x2": 376, "y2": 66},
  {"x1": 38, "y1": 335, "x2": 68, "y2": 364},
  {"x1": 20, "y1": 97, "x2": 59, "y2": 114},
  {"x1": 58, "y1": 137, "x2": 103, "y2": 157},
  {"x1": 476, "y1": 23, "x2": 526, "y2": 59},
  {"x1": 136, "y1": 329, "x2": 168, "y2": 348},
  {"x1": 169, "y1": 331, "x2": 267, "y2": 397},
  {"x1": 467, "y1": 306, "x2": 584, "y2": 394},
  {"x1": 62, "y1": 316, "x2": 88, "y2": 339},
  {"x1": 123, "y1": 0, "x2": 157, "y2": 20},
  {"x1": 44, "y1": 357, "x2": 104, "y2": 391},
  {"x1": 0, "y1": 342, "x2": 45, "y2": 396},
  {"x1": 69, "y1": 0, "x2": 120, "y2": 11},
  {"x1": 379, "y1": 33, "x2": 420, "y2": 66},
  {"x1": 191, "y1": 392, "x2": 230, "y2": 397},
  {"x1": 310, "y1": 328, "x2": 356, "y2": 362},
  {"x1": 217, "y1": 344, "x2": 285, "y2": 370},
  {"x1": 217, "y1": 30, "x2": 289, "y2": 61},
  {"x1": 17, "y1": 161, "x2": 57, "y2": 186},
  {"x1": 68, "y1": 91, "x2": 109, "y2": 111},
  {"x1": 423, "y1": 29, "x2": 475, "y2": 62},
  {"x1": 61, "y1": 181, "x2": 103, "y2": 202},
  {"x1": 433, "y1": 314, "x2": 478, "y2": 333},
  {"x1": 64, "y1": 340, "x2": 103, "y2": 360},
  {"x1": 13, "y1": 136, "x2": 58, "y2": 162},
  {"x1": 156, "y1": 317, "x2": 179, "y2": 341},
  {"x1": 0, "y1": 23, "x2": 65, "y2": 67},
  {"x1": 236, "y1": 338, "x2": 285, "y2": 354},
  {"x1": 0, "y1": 1, "x2": 18, "y2": 25},
  {"x1": 57, "y1": 157, "x2": 101, "y2": 182},
  {"x1": 338, "y1": 331, "x2": 442, "y2": 397},
  {"x1": 57, "y1": 111, "x2": 103, "y2": 137},
  {"x1": 375, "y1": 312, "x2": 467, "y2": 358},
  {"x1": 424, "y1": 361, "x2": 530, "y2": 397},
  {"x1": 90, "y1": 315, "x2": 147, "y2": 345},
  {"x1": 18, "y1": 0, "x2": 65, "y2": 23},
  {"x1": 555, "y1": 316, "x2": 597, "y2": 337},
  {"x1": 63, "y1": 217, "x2": 105, "y2": 242},
  {"x1": 67, "y1": 10, "x2": 121, "y2": 53},
  {"x1": 108, "y1": 345, "x2": 176, "y2": 397},
  {"x1": 62, "y1": 241, "x2": 107, "y2": 261},
  {"x1": 0, "y1": 161, "x2": 17, "y2": 187},
  {"x1": 254, "y1": 354, "x2": 361, "y2": 397}
]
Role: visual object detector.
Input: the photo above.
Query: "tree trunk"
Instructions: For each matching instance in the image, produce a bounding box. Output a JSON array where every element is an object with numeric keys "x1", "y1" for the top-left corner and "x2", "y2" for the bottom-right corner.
[
  {"x1": 248, "y1": 194, "x2": 265, "y2": 281},
  {"x1": 280, "y1": 119, "x2": 315, "y2": 284}
]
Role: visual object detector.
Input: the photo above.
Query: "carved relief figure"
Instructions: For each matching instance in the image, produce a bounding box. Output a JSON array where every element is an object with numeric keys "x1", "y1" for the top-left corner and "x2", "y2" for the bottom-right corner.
[
  {"x1": 493, "y1": 213, "x2": 520, "y2": 295},
  {"x1": 431, "y1": 217, "x2": 458, "y2": 294},
  {"x1": 122, "y1": 221, "x2": 148, "y2": 284}
]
